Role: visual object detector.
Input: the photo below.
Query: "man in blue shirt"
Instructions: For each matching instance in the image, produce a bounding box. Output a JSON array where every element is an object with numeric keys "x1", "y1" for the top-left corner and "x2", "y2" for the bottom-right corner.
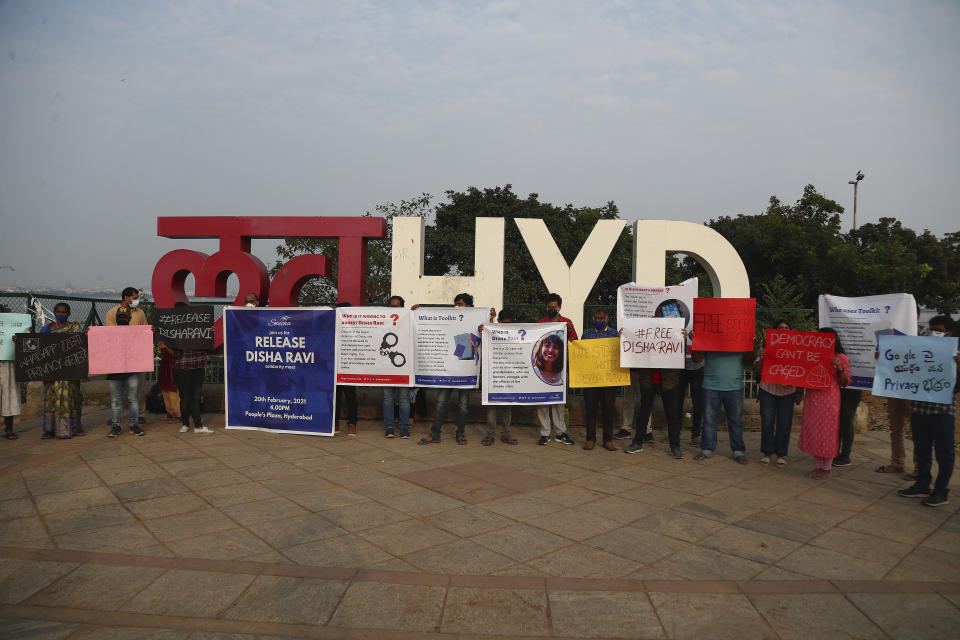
[
  {"x1": 693, "y1": 349, "x2": 754, "y2": 463},
  {"x1": 580, "y1": 309, "x2": 620, "y2": 450}
]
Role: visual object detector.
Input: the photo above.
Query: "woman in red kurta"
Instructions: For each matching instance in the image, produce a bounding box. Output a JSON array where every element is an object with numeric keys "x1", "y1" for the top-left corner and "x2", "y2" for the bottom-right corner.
[{"x1": 797, "y1": 328, "x2": 850, "y2": 479}]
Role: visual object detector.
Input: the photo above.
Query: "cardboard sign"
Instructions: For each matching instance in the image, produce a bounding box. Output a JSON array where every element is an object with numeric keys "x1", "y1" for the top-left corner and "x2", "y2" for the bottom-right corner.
[
  {"x1": 0, "y1": 313, "x2": 32, "y2": 361},
  {"x1": 155, "y1": 306, "x2": 215, "y2": 351},
  {"x1": 224, "y1": 307, "x2": 336, "y2": 436},
  {"x1": 335, "y1": 307, "x2": 414, "y2": 386},
  {"x1": 692, "y1": 298, "x2": 756, "y2": 352},
  {"x1": 569, "y1": 338, "x2": 630, "y2": 388},
  {"x1": 482, "y1": 323, "x2": 566, "y2": 405},
  {"x1": 87, "y1": 325, "x2": 155, "y2": 374},
  {"x1": 818, "y1": 293, "x2": 918, "y2": 390},
  {"x1": 872, "y1": 335, "x2": 958, "y2": 404},
  {"x1": 616, "y1": 277, "x2": 697, "y2": 333},
  {"x1": 412, "y1": 307, "x2": 489, "y2": 388},
  {"x1": 761, "y1": 329, "x2": 836, "y2": 389},
  {"x1": 15, "y1": 333, "x2": 89, "y2": 382},
  {"x1": 619, "y1": 318, "x2": 686, "y2": 369}
]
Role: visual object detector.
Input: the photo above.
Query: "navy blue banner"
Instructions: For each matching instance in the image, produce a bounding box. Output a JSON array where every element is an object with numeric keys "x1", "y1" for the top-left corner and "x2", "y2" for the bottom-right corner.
[
  {"x1": 224, "y1": 308, "x2": 336, "y2": 436},
  {"x1": 488, "y1": 392, "x2": 564, "y2": 403}
]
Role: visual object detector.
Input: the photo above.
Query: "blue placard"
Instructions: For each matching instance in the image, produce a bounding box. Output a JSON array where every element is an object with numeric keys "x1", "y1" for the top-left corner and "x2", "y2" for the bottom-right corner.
[
  {"x1": 872, "y1": 335, "x2": 958, "y2": 404},
  {"x1": 224, "y1": 308, "x2": 336, "y2": 436}
]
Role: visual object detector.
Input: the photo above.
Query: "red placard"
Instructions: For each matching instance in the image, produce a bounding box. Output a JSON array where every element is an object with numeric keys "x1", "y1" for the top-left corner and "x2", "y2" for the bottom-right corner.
[
  {"x1": 761, "y1": 329, "x2": 837, "y2": 389},
  {"x1": 691, "y1": 298, "x2": 756, "y2": 352}
]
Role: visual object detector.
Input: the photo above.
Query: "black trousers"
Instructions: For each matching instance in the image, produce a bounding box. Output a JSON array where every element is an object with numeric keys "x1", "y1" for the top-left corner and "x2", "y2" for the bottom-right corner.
[
  {"x1": 679, "y1": 368, "x2": 704, "y2": 438},
  {"x1": 633, "y1": 384, "x2": 683, "y2": 449},
  {"x1": 583, "y1": 387, "x2": 617, "y2": 443},
  {"x1": 837, "y1": 388, "x2": 862, "y2": 459},
  {"x1": 336, "y1": 386, "x2": 358, "y2": 425},
  {"x1": 173, "y1": 367, "x2": 204, "y2": 428}
]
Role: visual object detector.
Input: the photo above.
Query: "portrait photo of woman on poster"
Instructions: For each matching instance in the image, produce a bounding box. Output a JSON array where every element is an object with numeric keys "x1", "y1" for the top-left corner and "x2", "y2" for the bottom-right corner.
[{"x1": 532, "y1": 331, "x2": 565, "y2": 386}]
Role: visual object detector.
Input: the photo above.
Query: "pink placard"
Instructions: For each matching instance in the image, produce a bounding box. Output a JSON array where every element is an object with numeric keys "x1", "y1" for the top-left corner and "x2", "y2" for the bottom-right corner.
[{"x1": 87, "y1": 326, "x2": 155, "y2": 374}]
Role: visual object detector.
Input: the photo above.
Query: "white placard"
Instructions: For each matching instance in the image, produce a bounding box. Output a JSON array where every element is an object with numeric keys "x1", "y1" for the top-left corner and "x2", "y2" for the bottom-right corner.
[
  {"x1": 619, "y1": 317, "x2": 686, "y2": 369},
  {"x1": 616, "y1": 278, "x2": 697, "y2": 332},
  {"x1": 335, "y1": 306, "x2": 414, "y2": 386},
  {"x1": 413, "y1": 307, "x2": 490, "y2": 388},
  {"x1": 482, "y1": 323, "x2": 566, "y2": 405}
]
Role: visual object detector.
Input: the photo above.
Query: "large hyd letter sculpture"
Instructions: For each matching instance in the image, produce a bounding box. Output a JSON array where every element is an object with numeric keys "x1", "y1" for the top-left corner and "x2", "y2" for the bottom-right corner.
[
  {"x1": 390, "y1": 217, "x2": 749, "y2": 337},
  {"x1": 391, "y1": 216, "x2": 505, "y2": 313},
  {"x1": 152, "y1": 216, "x2": 387, "y2": 346}
]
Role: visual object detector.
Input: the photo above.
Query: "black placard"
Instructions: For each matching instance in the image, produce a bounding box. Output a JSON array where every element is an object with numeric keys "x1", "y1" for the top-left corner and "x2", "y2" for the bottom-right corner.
[
  {"x1": 155, "y1": 305, "x2": 216, "y2": 351},
  {"x1": 15, "y1": 333, "x2": 89, "y2": 382}
]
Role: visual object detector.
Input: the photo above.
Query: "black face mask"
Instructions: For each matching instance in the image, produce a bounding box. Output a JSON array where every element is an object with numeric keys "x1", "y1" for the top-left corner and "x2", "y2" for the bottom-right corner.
[{"x1": 546, "y1": 308, "x2": 559, "y2": 319}]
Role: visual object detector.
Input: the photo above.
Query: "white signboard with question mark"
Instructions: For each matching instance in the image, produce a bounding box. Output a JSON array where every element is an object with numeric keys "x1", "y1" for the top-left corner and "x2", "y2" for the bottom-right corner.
[
  {"x1": 335, "y1": 306, "x2": 414, "y2": 386},
  {"x1": 413, "y1": 306, "x2": 490, "y2": 388}
]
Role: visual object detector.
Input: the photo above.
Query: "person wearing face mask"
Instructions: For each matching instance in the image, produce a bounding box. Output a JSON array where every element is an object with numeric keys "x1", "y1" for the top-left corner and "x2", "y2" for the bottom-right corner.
[
  {"x1": 898, "y1": 316, "x2": 958, "y2": 507},
  {"x1": 38, "y1": 303, "x2": 85, "y2": 439},
  {"x1": 244, "y1": 292, "x2": 260, "y2": 307},
  {"x1": 105, "y1": 287, "x2": 148, "y2": 437},
  {"x1": 535, "y1": 293, "x2": 577, "y2": 446},
  {"x1": 580, "y1": 309, "x2": 619, "y2": 451}
]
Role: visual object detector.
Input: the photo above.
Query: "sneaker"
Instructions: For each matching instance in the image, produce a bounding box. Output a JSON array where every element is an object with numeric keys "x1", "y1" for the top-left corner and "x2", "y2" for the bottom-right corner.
[
  {"x1": 194, "y1": 426, "x2": 214, "y2": 434},
  {"x1": 555, "y1": 433, "x2": 575, "y2": 446},
  {"x1": 643, "y1": 432, "x2": 653, "y2": 443},
  {"x1": 179, "y1": 425, "x2": 191, "y2": 433},
  {"x1": 347, "y1": 423, "x2": 357, "y2": 436},
  {"x1": 760, "y1": 456, "x2": 770, "y2": 465},
  {"x1": 776, "y1": 456, "x2": 787, "y2": 467},
  {"x1": 385, "y1": 430, "x2": 395, "y2": 438},
  {"x1": 129, "y1": 425, "x2": 145, "y2": 437},
  {"x1": 537, "y1": 436, "x2": 551, "y2": 446},
  {"x1": 614, "y1": 428, "x2": 632, "y2": 440},
  {"x1": 399, "y1": 430, "x2": 410, "y2": 439},
  {"x1": 671, "y1": 447, "x2": 684, "y2": 459},
  {"x1": 897, "y1": 485, "x2": 931, "y2": 499},
  {"x1": 624, "y1": 442, "x2": 643, "y2": 454},
  {"x1": 922, "y1": 492, "x2": 949, "y2": 507},
  {"x1": 107, "y1": 425, "x2": 122, "y2": 438},
  {"x1": 832, "y1": 457, "x2": 852, "y2": 467}
]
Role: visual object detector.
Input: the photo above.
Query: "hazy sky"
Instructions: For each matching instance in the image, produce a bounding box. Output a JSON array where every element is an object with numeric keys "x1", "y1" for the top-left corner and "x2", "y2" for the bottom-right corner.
[{"x1": 1, "y1": 0, "x2": 958, "y2": 292}]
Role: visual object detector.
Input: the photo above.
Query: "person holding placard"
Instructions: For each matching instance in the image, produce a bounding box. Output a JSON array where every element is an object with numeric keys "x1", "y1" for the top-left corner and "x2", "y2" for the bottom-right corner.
[
  {"x1": 334, "y1": 302, "x2": 360, "y2": 436},
  {"x1": 38, "y1": 303, "x2": 85, "y2": 439},
  {"x1": 0, "y1": 304, "x2": 23, "y2": 440},
  {"x1": 897, "y1": 317, "x2": 958, "y2": 507},
  {"x1": 753, "y1": 320, "x2": 800, "y2": 466},
  {"x1": 693, "y1": 348, "x2": 754, "y2": 464},
  {"x1": 383, "y1": 295, "x2": 412, "y2": 439},
  {"x1": 483, "y1": 309, "x2": 518, "y2": 446},
  {"x1": 535, "y1": 293, "x2": 576, "y2": 446},
  {"x1": 796, "y1": 328, "x2": 850, "y2": 479},
  {"x1": 580, "y1": 309, "x2": 619, "y2": 451},
  {"x1": 162, "y1": 303, "x2": 212, "y2": 435},
  {"x1": 105, "y1": 288, "x2": 148, "y2": 437}
]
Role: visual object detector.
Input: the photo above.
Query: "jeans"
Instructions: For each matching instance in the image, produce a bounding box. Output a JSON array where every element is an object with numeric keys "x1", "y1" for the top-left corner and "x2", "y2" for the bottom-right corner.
[
  {"x1": 837, "y1": 388, "x2": 862, "y2": 460},
  {"x1": 912, "y1": 411, "x2": 955, "y2": 495},
  {"x1": 679, "y1": 367, "x2": 705, "y2": 438},
  {"x1": 537, "y1": 404, "x2": 567, "y2": 437},
  {"x1": 583, "y1": 387, "x2": 616, "y2": 443},
  {"x1": 173, "y1": 367, "x2": 204, "y2": 428},
  {"x1": 701, "y1": 387, "x2": 745, "y2": 457},
  {"x1": 430, "y1": 389, "x2": 470, "y2": 439},
  {"x1": 758, "y1": 388, "x2": 794, "y2": 457},
  {"x1": 109, "y1": 373, "x2": 139, "y2": 428},
  {"x1": 383, "y1": 387, "x2": 411, "y2": 434},
  {"x1": 486, "y1": 406, "x2": 512, "y2": 436},
  {"x1": 336, "y1": 386, "x2": 358, "y2": 426}
]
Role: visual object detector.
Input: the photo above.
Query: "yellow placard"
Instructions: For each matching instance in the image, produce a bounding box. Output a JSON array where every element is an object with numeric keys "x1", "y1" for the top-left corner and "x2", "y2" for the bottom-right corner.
[{"x1": 568, "y1": 337, "x2": 631, "y2": 388}]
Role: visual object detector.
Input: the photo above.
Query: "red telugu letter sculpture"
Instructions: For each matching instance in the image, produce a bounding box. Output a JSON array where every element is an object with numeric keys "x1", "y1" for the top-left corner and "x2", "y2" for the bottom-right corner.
[{"x1": 152, "y1": 217, "x2": 387, "y2": 346}]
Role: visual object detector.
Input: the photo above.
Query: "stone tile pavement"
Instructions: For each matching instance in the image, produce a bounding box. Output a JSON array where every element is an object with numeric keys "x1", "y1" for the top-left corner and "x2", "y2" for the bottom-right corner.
[{"x1": 1, "y1": 407, "x2": 958, "y2": 638}]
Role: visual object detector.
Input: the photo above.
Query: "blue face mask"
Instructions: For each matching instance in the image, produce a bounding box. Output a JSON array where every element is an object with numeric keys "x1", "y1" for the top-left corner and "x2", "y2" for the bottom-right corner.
[
  {"x1": 55, "y1": 314, "x2": 69, "y2": 323},
  {"x1": 593, "y1": 320, "x2": 606, "y2": 330}
]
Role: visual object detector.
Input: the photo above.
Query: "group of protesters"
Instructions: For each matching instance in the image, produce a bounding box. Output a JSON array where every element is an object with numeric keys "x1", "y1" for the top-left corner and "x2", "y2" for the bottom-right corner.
[{"x1": 1, "y1": 287, "x2": 955, "y2": 507}]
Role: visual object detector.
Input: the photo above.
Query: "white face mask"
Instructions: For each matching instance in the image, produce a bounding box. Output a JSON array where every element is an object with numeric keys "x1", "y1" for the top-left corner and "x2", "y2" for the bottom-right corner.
[
  {"x1": 245, "y1": 303, "x2": 256, "y2": 307},
  {"x1": 930, "y1": 330, "x2": 945, "y2": 338},
  {"x1": 129, "y1": 298, "x2": 140, "y2": 308}
]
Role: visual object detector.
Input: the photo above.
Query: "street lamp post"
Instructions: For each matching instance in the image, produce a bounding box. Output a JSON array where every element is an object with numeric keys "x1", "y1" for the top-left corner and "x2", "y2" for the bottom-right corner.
[{"x1": 848, "y1": 170, "x2": 864, "y2": 230}]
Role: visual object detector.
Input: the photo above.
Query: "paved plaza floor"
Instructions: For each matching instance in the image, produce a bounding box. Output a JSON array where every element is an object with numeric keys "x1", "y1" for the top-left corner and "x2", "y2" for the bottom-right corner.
[{"x1": 1, "y1": 408, "x2": 958, "y2": 639}]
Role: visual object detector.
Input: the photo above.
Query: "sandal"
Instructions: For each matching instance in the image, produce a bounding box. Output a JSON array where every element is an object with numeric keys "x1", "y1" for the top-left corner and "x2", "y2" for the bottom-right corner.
[
  {"x1": 417, "y1": 436, "x2": 440, "y2": 445},
  {"x1": 76, "y1": 429, "x2": 86, "y2": 437},
  {"x1": 41, "y1": 432, "x2": 54, "y2": 440},
  {"x1": 481, "y1": 435, "x2": 495, "y2": 446},
  {"x1": 903, "y1": 471, "x2": 917, "y2": 481},
  {"x1": 4, "y1": 431, "x2": 18, "y2": 440},
  {"x1": 694, "y1": 453, "x2": 708, "y2": 461},
  {"x1": 874, "y1": 464, "x2": 904, "y2": 474},
  {"x1": 456, "y1": 433, "x2": 467, "y2": 445},
  {"x1": 500, "y1": 435, "x2": 518, "y2": 445}
]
